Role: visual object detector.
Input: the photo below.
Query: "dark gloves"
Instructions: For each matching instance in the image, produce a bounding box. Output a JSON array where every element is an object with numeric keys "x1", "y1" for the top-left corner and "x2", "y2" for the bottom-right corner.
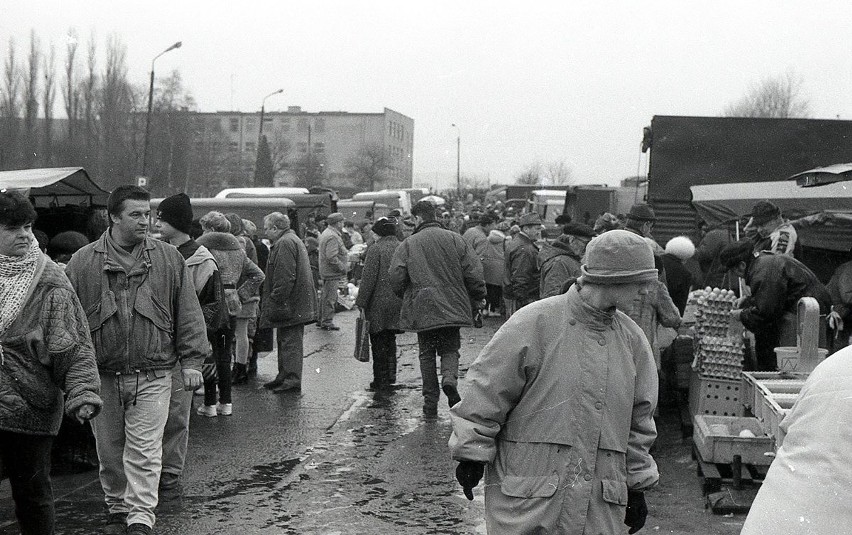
[
  {"x1": 455, "y1": 461, "x2": 485, "y2": 501},
  {"x1": 624, "y1": 490, "x2": 648, "y2": 534}
]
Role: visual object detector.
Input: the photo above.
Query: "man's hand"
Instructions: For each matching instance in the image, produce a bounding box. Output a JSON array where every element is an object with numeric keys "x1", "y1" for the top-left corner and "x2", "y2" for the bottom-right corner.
[
  {"x1": 181, "y1": 368, "x2": 203, "y2": 390},
  {"x1": 74, "y1": 403, "x2": 98, "y2": 424},
  {"x1": 455, "y1": 461, "x2": 485, "y2": 501},
  {"x1": 624, "y1": 490, "x2": 648, "y2": 534}
]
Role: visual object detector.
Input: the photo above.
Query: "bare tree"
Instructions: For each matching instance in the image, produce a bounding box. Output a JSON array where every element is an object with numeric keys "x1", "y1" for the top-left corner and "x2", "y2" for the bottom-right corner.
[
  {"x1": 724, "y1": 71, "x2": 810, "y2": 118},
  {"x1": 515, "y1": 161, "x2": 542, "y2": 185},
  {"x1": 99, "y1": 34, "x2": 134, "y2": 188},
  {"x1": 81, "y1": 32, "x2": 98, "y2": 162},
  {"x1": 23, "y1": 30, "x2": 40, "y2": 166},
  {"x1": 1, "y1": 37, "x2": 21, "y2": 168},
  {"x1": 268, "y1": 129, "x2": 292, "y2": 179},
  {"x1": 543, "y1": 159, "x2": 572, "y2": 186},
  {"x1": 42, "y1": 41, "x2": 56, "y2": 166},
  {"x1": 346, "y1": 143, "x2": 390, "y2": 191}
]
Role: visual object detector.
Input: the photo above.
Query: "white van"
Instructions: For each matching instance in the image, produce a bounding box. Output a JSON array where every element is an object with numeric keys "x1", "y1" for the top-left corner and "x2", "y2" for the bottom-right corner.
[
  {"x1": 215, "y1": 187, "x2": 310, "y2": 198},
  {"x1": 352, "y1": 190, "x2": 412, "y2": 215}
]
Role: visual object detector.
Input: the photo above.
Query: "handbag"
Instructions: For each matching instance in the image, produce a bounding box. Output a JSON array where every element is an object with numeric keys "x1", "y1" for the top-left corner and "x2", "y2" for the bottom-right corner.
[{"x1": 354, "y1": 310, "x2": 371, "y2": 362}]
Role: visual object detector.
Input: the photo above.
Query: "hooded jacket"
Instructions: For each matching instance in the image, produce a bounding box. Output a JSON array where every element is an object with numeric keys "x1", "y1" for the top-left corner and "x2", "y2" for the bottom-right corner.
[
  {"x1": 503, "y1": 232, "x2": 540, "y2": 303},
  {"x1": 389, "y1": 221, "x2": 486, "y2": 332},
  {"x1": 482, "y1": 229, "x2": 507, "y2": 286},
  {"x1": 196, "y1": 232, "x2": 265, "y2": 307},
  {"x1": 449, "y1": 286, "x2": 658, "y2": 533},
  {"x1": 538, "y1": 240, "x2": 582, "y2": 298}
]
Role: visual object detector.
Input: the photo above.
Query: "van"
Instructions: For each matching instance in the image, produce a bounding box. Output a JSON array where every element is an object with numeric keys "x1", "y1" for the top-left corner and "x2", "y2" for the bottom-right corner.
[
  {"x1": 151, "y1": 197, "x2": 297, "y2": 236},
  {"x1": 337, "y1": 200, "x2": 391, "y2": 223},
  {"x1": 352, "y1": 190, "x2": 412, "y2": 215},
  {"x1": 215, "y1": 187, "x2": 309, "y2": 198},
  {"x1": 528, "y1": 190, "x2": 568, "y2": 238}
]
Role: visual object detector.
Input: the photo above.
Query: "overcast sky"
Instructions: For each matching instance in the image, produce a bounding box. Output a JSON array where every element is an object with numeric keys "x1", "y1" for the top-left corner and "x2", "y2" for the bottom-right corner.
[{"x1": 3, "y1": 1, "x2": 852, "y2": 190}]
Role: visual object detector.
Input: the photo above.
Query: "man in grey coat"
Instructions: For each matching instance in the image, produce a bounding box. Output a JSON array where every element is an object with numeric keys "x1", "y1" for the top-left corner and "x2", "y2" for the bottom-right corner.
[
  {"x1": 389, "y1": 200, "x2": 486, "y2": 416},
  {"x1": 260, "y1": 212, "x2": 317, "y2": 392},
  {"x1": 317, "y1": 212, "x2": 349, "y2": 331}
]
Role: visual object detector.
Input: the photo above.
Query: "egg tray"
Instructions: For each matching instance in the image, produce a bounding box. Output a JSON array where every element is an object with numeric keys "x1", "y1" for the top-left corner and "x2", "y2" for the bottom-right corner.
[{"x1": 693, "y1": 415, "x2": 775, "y2": 465}]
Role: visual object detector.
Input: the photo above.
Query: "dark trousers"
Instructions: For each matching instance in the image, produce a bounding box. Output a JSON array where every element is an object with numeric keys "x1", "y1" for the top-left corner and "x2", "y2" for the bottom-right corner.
[
  {"x1": 205, "y1": 328, "x2": 234, "y2": 405},
  {"x1": 417, "y1": 327, "x2": 461, "y2": 408},
  {"x1": 370, "y1": 330, "x2": 398, "y2": 384},
  {"x1": 485, "y1": 284, "x2": 503, "y2": 313},
  {"x1": 0, "y1": 431, "x2": 55, "y2": 535}
]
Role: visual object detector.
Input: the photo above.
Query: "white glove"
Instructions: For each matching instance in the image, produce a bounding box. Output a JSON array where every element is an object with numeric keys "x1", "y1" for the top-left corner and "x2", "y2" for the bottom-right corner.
[{"x1": 828, "y1": 310, "x2": 844, "y2": 334}]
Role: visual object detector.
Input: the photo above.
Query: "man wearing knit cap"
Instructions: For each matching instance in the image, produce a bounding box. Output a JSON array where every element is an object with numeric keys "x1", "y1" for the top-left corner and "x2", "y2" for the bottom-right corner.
[
  {"x1": 318, "y1": 212, "x2": 349, "y2": 330},
  {"x1": 450, "y1": 229, "x2": 659, "y2": 535},
  {"x1": 537, "y1": 222, "x2": 595, "y2": 299},
  {"x1": 154, "y1": 193, "x2": 224, "y2": 500},
  {"x1": 744, "y1": 200, "x2": 798, "y2": 256}
]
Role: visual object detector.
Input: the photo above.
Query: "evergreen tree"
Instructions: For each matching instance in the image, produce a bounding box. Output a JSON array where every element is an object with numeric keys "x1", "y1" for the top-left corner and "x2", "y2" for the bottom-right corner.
[{"x1": 254, "y1": 134, "x2": 274, "y2": 186}]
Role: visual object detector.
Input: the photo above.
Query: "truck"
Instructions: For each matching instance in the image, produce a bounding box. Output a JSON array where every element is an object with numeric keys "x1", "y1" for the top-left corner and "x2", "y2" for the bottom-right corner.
[
  {"x1": 644, "y1": 115, "x2": 852, "y2": 245},
  {"x1": 527, "y1": 185, "x2": 644, "y2": 238}
]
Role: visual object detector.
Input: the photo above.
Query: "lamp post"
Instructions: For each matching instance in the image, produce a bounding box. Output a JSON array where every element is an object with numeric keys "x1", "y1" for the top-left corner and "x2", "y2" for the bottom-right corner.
[
  {"x1": 142, "y1": 41, "x2": 182, "y2": 178},
  {"x1": 451, "y1": 123, "x2": 460, "y2": 193},
  {"x1": 258, "y1": 88, "x2": 284, "y2": 140}
]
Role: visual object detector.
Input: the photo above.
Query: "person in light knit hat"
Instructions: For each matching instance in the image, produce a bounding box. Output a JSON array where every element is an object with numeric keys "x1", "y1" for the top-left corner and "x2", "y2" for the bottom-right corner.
[{"x1": 450, "y1": 230, "x2": 659, "y2": 534}]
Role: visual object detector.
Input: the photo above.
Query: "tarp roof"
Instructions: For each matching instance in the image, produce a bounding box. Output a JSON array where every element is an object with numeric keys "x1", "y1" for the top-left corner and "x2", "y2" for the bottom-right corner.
[
  {"x1": 691, "y1": 180, "x2": 852, "y2": 251},
  {"x1": 789, "y1": 162, "x2": 852, "y2": 186},
  {"x1": 0, "y1": 167, "x2": 109, "y2": 206}
]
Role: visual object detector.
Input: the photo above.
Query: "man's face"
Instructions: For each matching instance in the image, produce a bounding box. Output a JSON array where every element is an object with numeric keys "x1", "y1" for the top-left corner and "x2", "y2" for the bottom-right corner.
[
  {"x1": 264, "y1": 222, "x2": 284, "y2": 242},
  {"x1": 608, "y1": 282, "x2": 653, "y2": 312},
  {"x1": 333, "y1": 220, "x2": 345, "y2": 231},
  {"x1": 154, "y1": 217, "x2": 178, "y2": 242},
  {"x1": 111, "y1": 199, "x2": 150, "y2": 245},
  {"x1": 522, "y1": 224, "x2": 543, "y2": 241},
  {"x1": 0, "y1": 222, "x2": 34, "y2": 257}
]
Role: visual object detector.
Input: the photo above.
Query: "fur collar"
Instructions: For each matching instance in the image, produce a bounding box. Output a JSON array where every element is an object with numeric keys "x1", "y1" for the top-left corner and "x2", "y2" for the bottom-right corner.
[{"x1": 196, "y1": 232, "x2": 242, "y2": 251}]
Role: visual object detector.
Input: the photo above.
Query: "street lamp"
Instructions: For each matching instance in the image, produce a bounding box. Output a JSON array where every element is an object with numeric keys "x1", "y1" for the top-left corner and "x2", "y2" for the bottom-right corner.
[
  {"x1": 142, "y1": 41, "x2": 182, "y2": 178},
  {"x1": 259, "y1": 89, "x2": 284, "y2": 139},
  {"x1": 451, "y1": 123, "x2": 461, "y2": 193}
]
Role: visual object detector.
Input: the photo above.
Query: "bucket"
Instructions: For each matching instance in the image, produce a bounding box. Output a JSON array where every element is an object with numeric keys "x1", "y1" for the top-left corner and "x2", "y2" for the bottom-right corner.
[{"x1": 775, "y1": 346, "x2": 829, "y2": 373}]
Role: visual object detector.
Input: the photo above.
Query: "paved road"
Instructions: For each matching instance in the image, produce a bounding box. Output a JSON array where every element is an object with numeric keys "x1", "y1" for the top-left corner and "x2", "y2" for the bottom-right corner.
[{"x1": 1, "y1": 308, "x2": 746, "y2": 534}]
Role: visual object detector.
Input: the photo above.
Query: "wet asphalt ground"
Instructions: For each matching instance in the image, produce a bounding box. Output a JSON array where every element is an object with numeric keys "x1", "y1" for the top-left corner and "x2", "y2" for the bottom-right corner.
[{"x1": 1, "y1": 309, "x2": 747, "y2": 534}]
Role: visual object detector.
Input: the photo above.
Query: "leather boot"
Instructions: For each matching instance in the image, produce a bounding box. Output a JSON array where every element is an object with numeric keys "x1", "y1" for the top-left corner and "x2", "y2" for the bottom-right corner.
[{"x1": 231, "y1": 363, "x2": 248, "y2": 385}]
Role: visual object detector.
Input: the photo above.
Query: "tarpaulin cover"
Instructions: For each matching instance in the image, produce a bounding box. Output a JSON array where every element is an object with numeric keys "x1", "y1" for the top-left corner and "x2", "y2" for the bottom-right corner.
[
  {"x1": 0, "y1": 167, "x2": 109, "y2": 207},
  {"x1": 647, "y1": 115, "x2": 852, "y2": 202},
  {"x1": 691, "y1": 180, "x2": 852, "y2": 251}
]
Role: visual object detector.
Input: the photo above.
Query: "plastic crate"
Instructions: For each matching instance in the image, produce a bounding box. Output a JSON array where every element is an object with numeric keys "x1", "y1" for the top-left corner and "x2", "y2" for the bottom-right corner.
[
  {"x1": 741, "y1": 371, "x2": 808, "y2": 414},
  {"x1": 693, "y1": 415, "x2": 775, "y2": 465},
  {"x1": 689, "y1": 371, "x2": 743, "y2": 417}
]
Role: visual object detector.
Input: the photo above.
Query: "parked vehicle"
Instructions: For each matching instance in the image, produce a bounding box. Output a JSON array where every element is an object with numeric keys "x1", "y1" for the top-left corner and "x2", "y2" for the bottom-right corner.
[
  {"x1": 215, "y1": 186, "x2": 309, "y2": 198},
  {"x1": 151, "y1": 197, "x2": 298, "y2": 235},
  {"x1": 352, "y1": 190, "x2": 412, "y2": 215},
  {"x1": 337, "y1": 200, "x2": 391, "y2": 223}
]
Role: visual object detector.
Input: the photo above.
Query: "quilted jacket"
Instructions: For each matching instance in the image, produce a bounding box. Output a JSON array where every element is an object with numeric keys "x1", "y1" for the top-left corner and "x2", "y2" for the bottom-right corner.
[{"x1": 0, "y1": 253, "x2": 102, "y2": 435}]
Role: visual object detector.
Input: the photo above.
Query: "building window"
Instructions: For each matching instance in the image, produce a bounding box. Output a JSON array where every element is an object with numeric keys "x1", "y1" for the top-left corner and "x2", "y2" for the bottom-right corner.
[
  {"x1": 297, "y1": 142, "x2": 308, "y2": 153},
  {"x1": 313, "y1": 142, "x2": 325, "y2": 154},
  {"x1": 229, "y1": 141, "x2": 239, "y2": 152},
  {"x1": 263, "y1": 117, "x2": 273, "y2": 124},
  {"x1": 315, "y1": 118, "x2": 325, "y2": 133},
  {"x1": 246, "y1": 118, "x2": 256, "y2": 129},
  {"x1": 298, "y1": 118, "x2": 309, "y2": 132},
  {"x1": 230, "y1": 118, "x2": 239, "y2": 132},
  {"x1": 245, "y1": 141, "x2": 256, "y2": 152},
  {"x1": 281, "y1": 118, "x2": 291, "y2": 132}
]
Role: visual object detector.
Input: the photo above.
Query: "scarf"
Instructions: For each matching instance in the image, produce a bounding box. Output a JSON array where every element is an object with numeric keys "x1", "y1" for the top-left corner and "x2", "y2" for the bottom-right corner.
[
  {"x1": 0, "y1": 240, "x2": 41, "y2": 338},
  {"x1": 104, "y1": 228, "x2": 144, "y2": 274}
]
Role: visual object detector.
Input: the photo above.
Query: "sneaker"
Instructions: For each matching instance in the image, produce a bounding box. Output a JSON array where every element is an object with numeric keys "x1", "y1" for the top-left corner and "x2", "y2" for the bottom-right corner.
[
  {"x1": 442, "y1": 384, "x2": 461, "y2": 408},
  {"x1": 126, "y1": 523, "x2": 153, "y2": 535},
  {"x1": 103, "y1": 512, "x2": 127, "y2": 535},
  {"x1": 196, "y1": 404, "x2": 217, "y2": 417},
  {"x1": 216, "y1": 402, "x2": 233, "y2": 416}
]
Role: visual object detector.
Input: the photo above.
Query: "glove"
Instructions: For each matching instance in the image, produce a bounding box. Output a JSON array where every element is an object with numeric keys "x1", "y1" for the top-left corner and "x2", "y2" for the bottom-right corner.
[
  {"x1": 828, "y1": 310, "x2": 844, "y2": 334},
  {"x1": 455, "y1": 461, "x2": 485, "y2": 501},
  {"x1": 624, "y1": 490, "x2": 648, "y2": 534}
]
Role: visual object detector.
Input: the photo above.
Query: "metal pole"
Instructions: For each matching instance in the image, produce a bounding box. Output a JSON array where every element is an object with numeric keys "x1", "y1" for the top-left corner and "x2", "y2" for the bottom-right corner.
[
  {"x1": 456, "y1": 134, "x2": 461, "y2": 194},
  {"x1": 142, "y1": 68, "x2": 155, "y2": 176}
]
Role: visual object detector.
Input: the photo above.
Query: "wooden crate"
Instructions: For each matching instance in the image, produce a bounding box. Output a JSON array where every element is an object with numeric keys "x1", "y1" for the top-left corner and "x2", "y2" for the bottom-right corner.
[
  {"x1": 693, "y1": 415, "x2": 775, "y2": 465},
  {"x1": 689, "y1": 371, "x2": 743, "y2": 417}
]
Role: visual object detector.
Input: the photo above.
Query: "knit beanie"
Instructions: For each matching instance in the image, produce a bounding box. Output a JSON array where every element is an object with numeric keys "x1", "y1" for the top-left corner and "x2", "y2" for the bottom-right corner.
[
  {"x1": 579, "y1": 229, "x2": 658, "y2": 285},
  {"x1": 157, "y1": 193, "x2": 193, "y2": 234},
  {"x1": 665, "y1": 236, "x2": 695, "y2": 261}
]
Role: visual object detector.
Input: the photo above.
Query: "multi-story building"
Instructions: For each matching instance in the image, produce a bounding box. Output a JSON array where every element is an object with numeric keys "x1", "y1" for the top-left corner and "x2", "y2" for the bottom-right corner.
[{"x1": 192, "y1": 106, "x2": 413, "y2": 193}]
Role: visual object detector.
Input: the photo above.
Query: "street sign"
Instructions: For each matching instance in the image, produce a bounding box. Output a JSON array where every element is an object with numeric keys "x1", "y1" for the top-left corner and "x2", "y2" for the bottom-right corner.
[{"x1": 137, "y1": 176, "x2": 148, "y2": 187}]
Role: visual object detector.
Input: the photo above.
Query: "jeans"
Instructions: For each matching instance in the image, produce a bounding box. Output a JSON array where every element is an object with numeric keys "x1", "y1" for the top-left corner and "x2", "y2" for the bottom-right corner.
[
  {"x1": 0, "y1": 431, "x2": 55, "y2": 535},
  {"x1": 319, "y1": 278, "x2": 342, "y2": 327},
  {"x1": 417, "y1": 327, "x2": 461, "y2": 408},
  {"x1": 204, "y1": 329, "x2": 234, "y2": 406},
  {"x1": 370, "y1": 330, "x2": 398, "y2": 384},
  {"x1": 275, "y1": 324, "x2": 305, "y2": 387},
  {"x1": 91, "y1": 370, "x2": 172, "y2": 528},
  {"x1": 161, "y1": 364, "x2": 192, "y2": 486}
]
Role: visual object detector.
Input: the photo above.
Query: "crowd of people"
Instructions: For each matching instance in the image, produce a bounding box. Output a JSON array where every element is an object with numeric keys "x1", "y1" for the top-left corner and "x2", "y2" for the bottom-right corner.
[{"x1": 2, "y1": 182, "x2": 852, "y2": 534}]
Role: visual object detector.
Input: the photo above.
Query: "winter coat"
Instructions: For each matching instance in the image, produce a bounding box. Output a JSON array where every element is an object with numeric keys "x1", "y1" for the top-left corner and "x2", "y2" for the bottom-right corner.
[
  {"x1": 65, "y1": 232, "x2": 208, "y2": 374},
  {"x1": 259, "y1": 229, "x2": 317, "y2": 329},
  {"x1": 177, "y1": 240, "x2": 227, "y2": 336},
  {"x1": 354, "y1": 236, "x2": 402, "y2": 333},
  {"x1": 389, "y1": 221, "x2": 486, "y2": 332},
  {"x1": 622, "y1": 279, "x2": 681, "y2": 369},
  {"x1": 482, "y1": 230, "x2": 506, "y2": 286},
  {"x1": 503, "y1": 232, "x2": 540, "y2": 303},
  {"x1": 661, "y1": 253, "x2": 692, "y2": 315},
  {"x1": 196, "y1": 232, "x2": 265, "y2": 318},
  {"x1": 449, "y1": 286, "x2": 659, "y2": 534},
  {"x1": 462, "y1": 226, "x2": 489, "y2": 259},
  {"x1": 741, "y1": 347, "x2": 852, "y2": 534},
  {"x1": 538, "y1": 240, "x2": 581, "y2": 298},
  {"x1": 318, "y1": 226, "x2": 349, "y2": 280},
  {"x1": 0, "y1": 254, "x2": 102, "y2": 436}
]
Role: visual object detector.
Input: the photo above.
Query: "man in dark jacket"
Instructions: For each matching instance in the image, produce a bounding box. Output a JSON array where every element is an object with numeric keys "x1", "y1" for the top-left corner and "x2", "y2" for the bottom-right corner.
[
  {"x1": 721, "y1": 240, "x2": 831, "y2": 370},
  {"x1": 65, "y1": 186, "x2": 208, "y2": 535},
  {"x1": 504, "y1": 212, "x2": 543, "y2": 313},
  {"x1": 389, "y1": 200, "x2": 486, "y2": 416},
  {"x1": 260, "y1": 212, "x2": 317, "y2": 392}
]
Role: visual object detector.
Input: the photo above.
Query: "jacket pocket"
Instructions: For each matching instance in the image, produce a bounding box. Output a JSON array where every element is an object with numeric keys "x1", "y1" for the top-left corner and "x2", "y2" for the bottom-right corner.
[
  {"x1": 601, "y1": 479, "x2": 628, "y2": 506},
  {"x1": 85, "y1": 292, "x2": 120, "y2": 363},
  {"x1": 133, "y1": 285, "x2": 174, "y2": 362},
  {"x1": 500, "y1": 474, "x2": 559, "y2": 498},
  {"x1": 2, "y1": 339, "x2": 61, "y2": 410}
]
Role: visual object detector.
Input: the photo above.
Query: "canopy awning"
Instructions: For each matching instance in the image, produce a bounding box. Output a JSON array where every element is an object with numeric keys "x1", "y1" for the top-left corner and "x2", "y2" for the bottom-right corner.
[
  {"x1": 790, "y1": 162, "x2": 852, "y2": 187},
  {"x1": 0, "y1": 167, "x2": 109, "y2": 207},
  {"x1": 691, "y1": 180, "x2": 852, "y2": 251}
]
